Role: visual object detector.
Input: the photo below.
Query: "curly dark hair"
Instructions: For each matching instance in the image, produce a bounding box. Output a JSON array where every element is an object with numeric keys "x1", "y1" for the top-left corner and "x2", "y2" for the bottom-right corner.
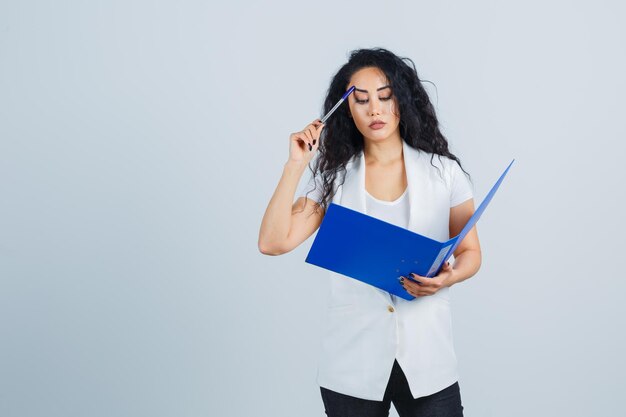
[{"x1": 304, "y1": 47, "x2": 470, "y2": 214}]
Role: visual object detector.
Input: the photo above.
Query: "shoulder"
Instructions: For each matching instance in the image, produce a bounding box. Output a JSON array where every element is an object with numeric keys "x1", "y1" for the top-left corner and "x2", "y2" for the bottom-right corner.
[
  {"x1": 345, "y1": 153, "x2": 360, "y2": 169},
  {"x1": 411, "y1": 149, "x2": 458, "y2": 174},
  {"x1": 411, "y1": 150, "x2": 469, "y2": 191}
]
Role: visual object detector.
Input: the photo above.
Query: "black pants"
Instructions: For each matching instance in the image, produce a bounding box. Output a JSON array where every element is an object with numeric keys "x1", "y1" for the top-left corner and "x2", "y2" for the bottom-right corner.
[{"x1": 320, "y1": 360, "x2": 464, "y2": 417}]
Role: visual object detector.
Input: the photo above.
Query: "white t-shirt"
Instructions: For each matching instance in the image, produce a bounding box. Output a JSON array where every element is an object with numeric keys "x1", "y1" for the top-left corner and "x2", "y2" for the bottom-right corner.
[
  {"x1": 365, "y1": 188, "x2": 410, "y2": 306},
  {"x1": 365, "y1": 187, "x2": 409, "y2": 229}
]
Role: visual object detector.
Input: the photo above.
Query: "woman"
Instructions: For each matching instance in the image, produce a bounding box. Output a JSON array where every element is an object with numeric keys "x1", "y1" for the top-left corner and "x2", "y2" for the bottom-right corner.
[{"x1": 258, "y1": 48, "x2": 481, "y2": 417}]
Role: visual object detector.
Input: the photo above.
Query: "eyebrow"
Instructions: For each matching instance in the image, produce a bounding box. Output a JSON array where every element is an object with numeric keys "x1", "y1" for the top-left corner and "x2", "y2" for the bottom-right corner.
[{"x1": 354, "y1": 85, "x2": 391, "y2": 93}]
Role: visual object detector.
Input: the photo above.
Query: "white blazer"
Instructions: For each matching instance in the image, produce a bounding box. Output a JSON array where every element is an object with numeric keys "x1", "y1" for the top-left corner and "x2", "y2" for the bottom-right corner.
[{"x1": 316, "y1": 140, "x2": 474, "y2": 401}]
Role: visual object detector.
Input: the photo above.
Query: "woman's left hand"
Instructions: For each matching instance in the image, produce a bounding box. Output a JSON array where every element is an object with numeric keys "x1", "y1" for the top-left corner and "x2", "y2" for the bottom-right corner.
[{"x1": 400, "y1": 262, "x2": 455, "y2": 298}]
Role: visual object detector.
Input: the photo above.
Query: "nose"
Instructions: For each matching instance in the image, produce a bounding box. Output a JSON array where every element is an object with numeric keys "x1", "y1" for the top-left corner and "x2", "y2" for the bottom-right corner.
[{"x1": 369, "y1": 98, "x2": 381, "y2": 116}]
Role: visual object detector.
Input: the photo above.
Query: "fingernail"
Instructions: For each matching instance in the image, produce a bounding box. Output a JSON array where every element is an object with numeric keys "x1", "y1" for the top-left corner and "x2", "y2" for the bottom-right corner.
[
  {"x1": 399, "y1": 277, "x2": 405, "y2": 283},
  {"x1": 313, "y1": 139, "x2": 317, "y2": 145},
  {"x1": 308, "y1": 143, "x2": 312, "y2": 151}
]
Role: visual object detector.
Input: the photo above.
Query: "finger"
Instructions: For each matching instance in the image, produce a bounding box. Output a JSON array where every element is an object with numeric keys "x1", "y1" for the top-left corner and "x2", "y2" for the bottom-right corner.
[
  {"x1": 316, "y1": 123, "x2": 325, "y2": 137},
  {"x1": 401, "y1": 280, "x2": 416, "y2": 297},
  {"x1": 306, "y1": 127, "x2": 322, "y2": 149},
  {"x1": 313, "y1": 123, "x2": 325, "y2": 137},
  {"x1": 313, "y1": 119, "x2": 325, "y2": 130},
  {"x1": 306, "y1": 131, "x2": 319, "y2": 148},
  {"x1": 306, "y1": 120, "x2": 320, "y2": 131},
  {"x1": 292, "y1": 133, "x2": 309, "y2": 148},
  {"x1": 408, "y1": 273, "x2": 425, "y2": 285},
  {"x1": 303, "y1": 130, "x2": 314, "y2": 150},
  {"x1": 405, "y1": 280, "x2": 432, "y2": 296},
  {"x1": 411, "y1": 273, "x2": 438, "y2": 288},
  {"x1": 416, "y1": 275, "x2": 444, "y2": 291},
  {"x1": 409, "y1": 273, "x2": 440, "y2": 291},
  {"x1": 400, "y1": 276, "x2": 422, "y2": 294},
  {"x1": 294, "y1": 135, "x2": 312, "y2": 152},
  {"x1": 406, "y1": 286, "x2": 429, "y2": 298},
  {"x1": 304, "y1": 126, "x2": 316, "y2": 141},
  {"x1": 306, "y1": 124, "x2": 322, "y2": 143}
]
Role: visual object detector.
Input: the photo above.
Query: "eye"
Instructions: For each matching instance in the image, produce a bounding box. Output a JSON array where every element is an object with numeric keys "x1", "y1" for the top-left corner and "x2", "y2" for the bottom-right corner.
[
  {"x1": 355, "y1": 98, "x2": 368, "y2": 104},
  {"x1": 380, "y1": 96, "x2": 392, "y2": 101}
]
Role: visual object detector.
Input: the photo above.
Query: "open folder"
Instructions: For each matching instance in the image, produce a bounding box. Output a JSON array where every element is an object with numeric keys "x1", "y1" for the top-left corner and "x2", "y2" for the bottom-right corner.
[{"x1": 305, "y1": 160, "x2": 514, "y2": 300}]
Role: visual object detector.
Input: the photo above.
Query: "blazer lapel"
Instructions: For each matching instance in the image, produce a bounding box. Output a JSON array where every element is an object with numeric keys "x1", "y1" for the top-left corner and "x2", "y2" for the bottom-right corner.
[
  {"x1": 337, "y1": 151, "x2": 365, "y2": 213},
  {"x1": 403, "y1": 140, "x2": 428, "y2": 233}
]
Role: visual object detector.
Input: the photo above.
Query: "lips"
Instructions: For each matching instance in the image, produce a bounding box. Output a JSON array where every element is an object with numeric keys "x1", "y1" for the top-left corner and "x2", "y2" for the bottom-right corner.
[{"x1": 369, "y1": 120, "x2": 386, "y2": 130}]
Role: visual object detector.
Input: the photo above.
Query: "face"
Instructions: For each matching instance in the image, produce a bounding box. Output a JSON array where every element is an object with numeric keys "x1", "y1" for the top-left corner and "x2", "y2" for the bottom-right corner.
[{"x1": 347, "y1": 67, "x2": 401, "y2": 143}]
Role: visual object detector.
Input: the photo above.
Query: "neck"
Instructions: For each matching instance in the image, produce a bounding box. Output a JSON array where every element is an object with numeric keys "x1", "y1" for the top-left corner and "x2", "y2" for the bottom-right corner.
[{"x1": 363, "y1": 135, "x2": 403, "y2": 165}]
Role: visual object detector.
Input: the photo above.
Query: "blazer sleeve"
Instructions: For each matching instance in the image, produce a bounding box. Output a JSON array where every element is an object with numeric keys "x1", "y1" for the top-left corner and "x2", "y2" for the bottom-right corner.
[
  {"x1": 295, "y1": 170, "x2": 324, "y2": 204},
  {"x1": 448, "y1": 160, "x2": 474, "y2": 207}
]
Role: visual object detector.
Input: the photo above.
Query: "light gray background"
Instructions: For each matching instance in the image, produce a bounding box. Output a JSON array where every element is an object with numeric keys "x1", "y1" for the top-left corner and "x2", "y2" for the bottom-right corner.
[{"x1": 1, "y1": 1, "x2": 624, "y2": 416}]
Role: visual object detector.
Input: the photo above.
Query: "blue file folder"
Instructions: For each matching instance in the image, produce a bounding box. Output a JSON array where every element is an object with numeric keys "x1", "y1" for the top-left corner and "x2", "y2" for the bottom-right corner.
[{"x1": 305, "y1": 160, "x2": 514, "y2": 300}]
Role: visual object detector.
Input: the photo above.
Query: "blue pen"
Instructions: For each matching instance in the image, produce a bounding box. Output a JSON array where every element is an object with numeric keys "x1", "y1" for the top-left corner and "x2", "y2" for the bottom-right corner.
[{"x1": 320, "y1": 86, "x2": 355, "y2": 124}]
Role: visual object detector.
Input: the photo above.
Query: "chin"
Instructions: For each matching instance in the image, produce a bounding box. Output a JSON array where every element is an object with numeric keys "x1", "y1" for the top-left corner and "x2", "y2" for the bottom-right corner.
[{"x1": 371, "y1": 129, "x2": 391, "y2": 138}]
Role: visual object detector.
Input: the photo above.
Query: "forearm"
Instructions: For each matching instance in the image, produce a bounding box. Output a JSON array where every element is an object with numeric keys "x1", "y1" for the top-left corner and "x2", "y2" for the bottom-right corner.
[
  {"x1": 258, "y1": 160, "x2": 307, "y2": 252},
  {"x1": 447, "y1": 249, "x2": 482, "y2": 287}
]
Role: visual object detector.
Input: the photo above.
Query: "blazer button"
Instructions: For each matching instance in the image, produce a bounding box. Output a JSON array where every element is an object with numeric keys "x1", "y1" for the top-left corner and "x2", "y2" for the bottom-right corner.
[{"x1": 387, "y1": 305, "x2": 395, "y2": 313}]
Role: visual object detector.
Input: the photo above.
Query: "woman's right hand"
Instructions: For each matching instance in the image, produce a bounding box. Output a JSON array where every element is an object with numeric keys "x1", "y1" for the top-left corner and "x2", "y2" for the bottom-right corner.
[{"x1": 288, "y1": 118, "x2": 325, "y2": 164}]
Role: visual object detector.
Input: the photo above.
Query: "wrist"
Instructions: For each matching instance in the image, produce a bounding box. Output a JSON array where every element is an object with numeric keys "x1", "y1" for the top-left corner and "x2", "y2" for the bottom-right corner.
[
  {"x1": 444, "y1": 268, "x2": 459, "y2": 288},
  {"x1": 284, "y1": 159, "x2": 308, "y2": 172}
]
